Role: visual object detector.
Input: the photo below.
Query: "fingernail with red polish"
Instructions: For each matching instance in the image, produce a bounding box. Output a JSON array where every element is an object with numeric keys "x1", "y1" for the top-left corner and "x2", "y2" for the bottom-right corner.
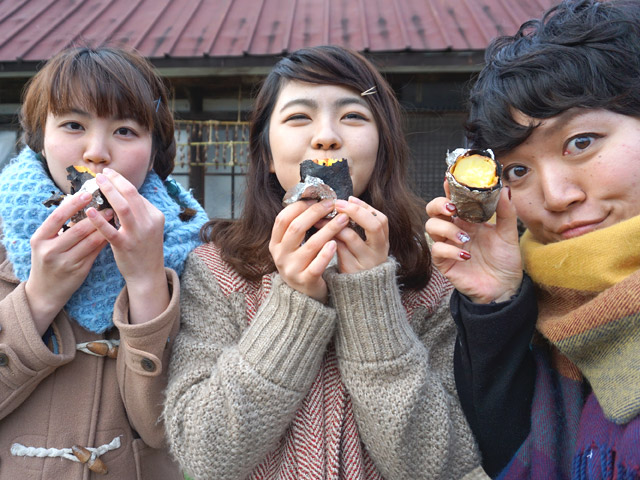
[
  {"x1": 445, "y1": 203, "x2": 457, "y2": 213},
  {"x1": 506, "y1": 185, "x2": 512, "y2": 200},
  {"x1": 460, "y1": 250, "x2": 471, "y2": 260}
]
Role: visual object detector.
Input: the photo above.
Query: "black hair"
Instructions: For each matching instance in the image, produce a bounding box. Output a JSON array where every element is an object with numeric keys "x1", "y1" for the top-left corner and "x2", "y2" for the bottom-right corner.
[{"x1": 465, "y1": 0, "x2": 640, "y2": 154}]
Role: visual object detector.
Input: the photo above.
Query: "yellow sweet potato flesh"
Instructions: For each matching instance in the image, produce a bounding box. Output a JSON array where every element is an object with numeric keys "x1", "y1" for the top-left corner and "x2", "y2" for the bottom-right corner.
[
  {"x1": 313, "y1": 158, "x2": 344, "y2": 167},
  {"x1": 452, "y1": 154, "x2": 498, "y2": 188}
]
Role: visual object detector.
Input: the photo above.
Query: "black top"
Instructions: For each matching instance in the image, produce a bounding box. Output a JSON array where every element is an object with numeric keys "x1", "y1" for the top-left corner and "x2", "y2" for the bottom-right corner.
[{"x1": 451, "y1": 274, "x2": 537, "y2": 477}]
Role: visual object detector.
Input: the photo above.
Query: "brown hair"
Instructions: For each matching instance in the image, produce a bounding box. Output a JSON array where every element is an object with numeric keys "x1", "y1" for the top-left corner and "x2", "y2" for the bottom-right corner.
[
  {"x1": 20, "y1": 46, "x2": 175, "y2": 179},
  {"x1": 203, "y1": 45, "x2": 431, "y2": 290}
]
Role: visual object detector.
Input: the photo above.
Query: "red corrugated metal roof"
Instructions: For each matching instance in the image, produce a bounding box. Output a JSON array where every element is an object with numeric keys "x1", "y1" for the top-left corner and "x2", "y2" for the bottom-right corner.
[{"x1": 0, "y1": 0, "x2": 557, "y2": 63}]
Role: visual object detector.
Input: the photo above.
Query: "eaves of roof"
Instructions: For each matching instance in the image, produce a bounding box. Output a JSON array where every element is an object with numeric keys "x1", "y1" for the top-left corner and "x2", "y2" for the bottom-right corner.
[{"x1": 0, "y1": 0, "x2": 557, "y2": 78}]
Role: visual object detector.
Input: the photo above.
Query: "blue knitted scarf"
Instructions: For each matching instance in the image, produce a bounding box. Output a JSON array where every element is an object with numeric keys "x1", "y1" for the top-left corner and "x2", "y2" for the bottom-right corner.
[{"x1": 0, "y1": 147, "x2": 208, "y2": 333}]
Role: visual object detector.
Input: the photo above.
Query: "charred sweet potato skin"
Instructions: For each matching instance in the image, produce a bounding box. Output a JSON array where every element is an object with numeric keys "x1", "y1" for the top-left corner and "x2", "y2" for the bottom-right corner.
[{"x1": 445, "y1": 149, "x2": 502, "y2": 223}]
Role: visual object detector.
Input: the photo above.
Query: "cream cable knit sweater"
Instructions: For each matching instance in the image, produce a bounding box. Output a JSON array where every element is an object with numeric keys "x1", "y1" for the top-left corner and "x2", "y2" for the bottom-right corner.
[{"x1": 163, "y1": 245, "x2": 481, "y2": 479}]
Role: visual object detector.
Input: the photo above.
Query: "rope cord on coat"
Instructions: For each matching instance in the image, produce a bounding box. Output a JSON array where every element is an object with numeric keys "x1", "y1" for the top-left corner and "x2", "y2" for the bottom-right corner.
[{"x1": 10, "y1": 436, "x2": 121, "y2": 474}]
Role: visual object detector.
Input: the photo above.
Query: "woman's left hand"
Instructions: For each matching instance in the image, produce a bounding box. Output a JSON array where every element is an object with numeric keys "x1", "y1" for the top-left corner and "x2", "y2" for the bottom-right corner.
[
  {"x1": 86, "y1": 168, "x2": 169, "y2": 323},
  {"x1": 332, "y1": 196, "x2": 389, "y2": 274}
]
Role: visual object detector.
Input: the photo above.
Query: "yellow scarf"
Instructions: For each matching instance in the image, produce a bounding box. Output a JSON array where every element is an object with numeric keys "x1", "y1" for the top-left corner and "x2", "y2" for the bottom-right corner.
[{"x1": 520, "y1": 215, "x2": 640, "y2": 424}]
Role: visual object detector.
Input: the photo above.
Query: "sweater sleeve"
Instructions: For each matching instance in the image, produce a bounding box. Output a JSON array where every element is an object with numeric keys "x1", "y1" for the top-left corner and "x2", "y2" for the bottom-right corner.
[
  {"x1": 452, "y1": 273, "x2": 537, "y2": 478},
  {"x1": 325, "y1": 259, "x2": 481, "y2": 480},
  {"x1": 113, "y1": 267, "x2": 180, "y2": 449},
  {"x1": 163, "y1": 251, "x2": 337, "y2": 480}
]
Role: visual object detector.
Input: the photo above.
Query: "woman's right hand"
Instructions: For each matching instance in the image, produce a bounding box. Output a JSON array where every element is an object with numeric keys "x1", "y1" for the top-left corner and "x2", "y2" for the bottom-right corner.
[
  {"x1": 425, "y1": 184, "x2": 523, "y2": 304},
  {"x1": 269, "y1": 199, "x2": 349, "y2": 303},
  {"x1": 25, "y1": 192, "x2": 111, "y2": 335}
]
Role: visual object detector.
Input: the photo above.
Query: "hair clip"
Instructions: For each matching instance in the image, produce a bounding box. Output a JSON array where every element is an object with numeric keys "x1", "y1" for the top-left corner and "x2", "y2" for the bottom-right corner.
[
  {"x1": 154, "y1": 98, "x2": 161, "y2": 112},
  {"x1": 360, "y1": 86, "x2": 377, "y2": 96}
]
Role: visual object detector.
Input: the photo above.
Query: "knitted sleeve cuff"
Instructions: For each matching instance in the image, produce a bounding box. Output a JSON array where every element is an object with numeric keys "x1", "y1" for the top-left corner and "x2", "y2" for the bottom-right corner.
[
  {"x1": 325, "y1": 259, "x2": 416, "y2": 363},
  {"x1": 238, "y1": 274, "x2": 336, "y2": 392}
]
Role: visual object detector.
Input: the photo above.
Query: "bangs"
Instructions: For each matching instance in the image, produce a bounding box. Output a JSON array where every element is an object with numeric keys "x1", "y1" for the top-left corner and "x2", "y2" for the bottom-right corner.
[
  {"x1": 47, "y1": 50, "x2": 154, "y2": 128},
  {"x1": 276, "y1": 46, "x2": 377, "y2": 98}
]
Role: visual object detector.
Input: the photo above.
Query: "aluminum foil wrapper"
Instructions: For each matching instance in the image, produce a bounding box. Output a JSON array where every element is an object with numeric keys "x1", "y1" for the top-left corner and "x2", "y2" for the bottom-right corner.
[
  {"x1": 445, "y1": 148, "x2": 502, "y2": 223},
  {"x1": 43, "y1": 166, "x2": 116, "y2": 229},
  {"x1": 299, "y1": 159, "x2": 353, "y2": 200},
  {"x1": 282, "y1": 176, "x2": 337, "y2": 206},
  {"x1": 281, "y1": 159, "x2": 353, "y2": 220}
]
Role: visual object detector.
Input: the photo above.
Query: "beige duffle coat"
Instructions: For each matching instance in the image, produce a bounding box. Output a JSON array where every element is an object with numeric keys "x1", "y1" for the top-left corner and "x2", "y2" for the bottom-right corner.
[{"x1": 0, "y1": 243, "x2": 182, "y2": 479}]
